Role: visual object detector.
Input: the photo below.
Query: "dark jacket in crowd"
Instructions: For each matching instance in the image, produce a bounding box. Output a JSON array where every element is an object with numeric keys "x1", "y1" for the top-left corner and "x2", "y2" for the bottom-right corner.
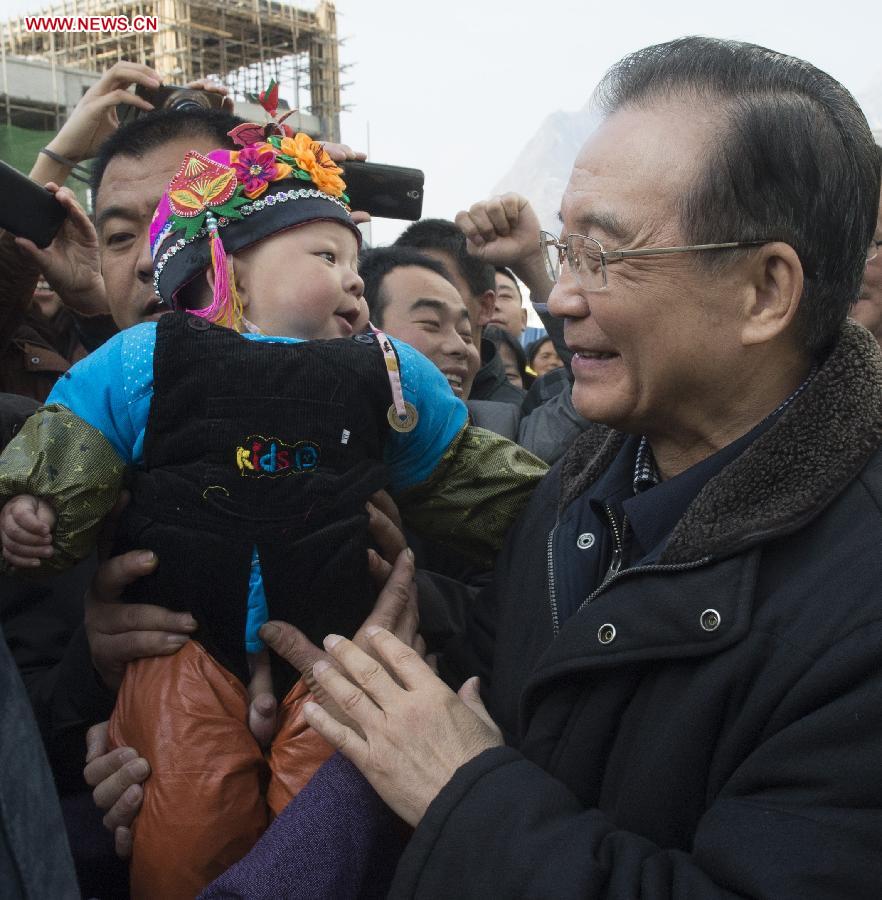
[
  {"x1": 392, "y1": 320, "x2": 882, "y2": 898},
  {"x1": 471, "y1": 338, "x2": 525, "y2": 407}
]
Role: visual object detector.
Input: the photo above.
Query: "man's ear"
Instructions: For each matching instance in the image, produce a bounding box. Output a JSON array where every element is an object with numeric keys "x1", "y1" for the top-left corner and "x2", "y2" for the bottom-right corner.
[
  {"x1": 476, "y1": 289, "x2": 495, "y2": 327},
  {"x1": 740, "y1": 242, "x2": 803, "y2": 347},
  {"x1": 520, "y1": 307, "x2": 528, "y2": 328}
]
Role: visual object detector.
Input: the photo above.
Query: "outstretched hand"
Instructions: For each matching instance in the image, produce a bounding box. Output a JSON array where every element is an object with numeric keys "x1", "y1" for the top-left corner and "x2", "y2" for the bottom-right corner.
[{"x1": 304, "y1": 629, "x2": 503, "y2": 827}]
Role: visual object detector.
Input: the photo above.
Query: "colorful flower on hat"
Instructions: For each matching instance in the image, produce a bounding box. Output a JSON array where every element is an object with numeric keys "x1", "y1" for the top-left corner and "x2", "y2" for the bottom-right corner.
[
  {"x1": 230, "y1": 143, "x2": 293, "y2": 199},
  {"x1": 166, "y1": 151, "x2": 249, "y2": 241},
  {"x1": 270, "y1": 133, "x2": 348, "y2": 199}
]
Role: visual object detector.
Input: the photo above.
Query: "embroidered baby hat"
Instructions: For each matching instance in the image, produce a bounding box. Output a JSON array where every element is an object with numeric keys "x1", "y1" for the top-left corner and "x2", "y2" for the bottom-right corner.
[{"x1": 150, "y1": 101, "x2": 361, "y2": 329}]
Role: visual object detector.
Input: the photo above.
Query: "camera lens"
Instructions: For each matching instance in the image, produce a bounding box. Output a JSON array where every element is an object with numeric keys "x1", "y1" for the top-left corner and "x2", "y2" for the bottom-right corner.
[{"x1": 164, "y1": 89, "x2": 211, "y2": 113}]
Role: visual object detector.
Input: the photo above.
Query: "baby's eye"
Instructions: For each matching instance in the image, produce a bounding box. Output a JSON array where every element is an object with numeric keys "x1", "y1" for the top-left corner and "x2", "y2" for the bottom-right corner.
[{"x1": 317, "y1": 251, "x2": 337, "y2": 263}]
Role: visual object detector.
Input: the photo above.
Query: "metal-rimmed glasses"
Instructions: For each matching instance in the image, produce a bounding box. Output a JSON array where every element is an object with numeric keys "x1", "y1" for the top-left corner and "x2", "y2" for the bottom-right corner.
[{"x1": 540, "y1": 230, "x2": 770, "y2": 291}]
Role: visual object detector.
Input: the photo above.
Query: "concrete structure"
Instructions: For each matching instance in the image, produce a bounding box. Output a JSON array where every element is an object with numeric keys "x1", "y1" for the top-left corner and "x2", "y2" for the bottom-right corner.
[{"x1": 0, "y1": 0, "x2": 342, "y2": 140}]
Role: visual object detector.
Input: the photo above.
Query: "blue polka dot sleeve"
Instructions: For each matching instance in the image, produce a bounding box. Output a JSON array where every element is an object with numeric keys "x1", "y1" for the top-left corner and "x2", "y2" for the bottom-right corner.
[{"x1": 46, "y1": 322, "x2": 157, "y2": 466}]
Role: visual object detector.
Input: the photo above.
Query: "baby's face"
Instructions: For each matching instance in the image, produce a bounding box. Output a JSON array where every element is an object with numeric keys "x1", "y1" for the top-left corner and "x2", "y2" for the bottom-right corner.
[{"x1": 235, "y1": 221, "x2": 366, "y2": 339}]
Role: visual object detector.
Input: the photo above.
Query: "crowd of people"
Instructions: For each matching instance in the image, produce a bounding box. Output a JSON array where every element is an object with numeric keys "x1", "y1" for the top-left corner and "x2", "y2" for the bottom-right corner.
[{"x1": 1, "y1": 34, "x2": 881, "y2": 900}]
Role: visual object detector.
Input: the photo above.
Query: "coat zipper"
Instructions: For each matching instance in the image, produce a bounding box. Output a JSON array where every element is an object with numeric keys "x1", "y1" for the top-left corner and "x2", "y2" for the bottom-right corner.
[
  {"x1": 576, "y1": 556, "x2": 712, "y2": 620},
  {"x1": 546, "y1": 514, "x2": 712, "y2": 637},
  {"x1": 546, "y1": 522, "x2": 561, "y2": 634},
  {"x1": 602, "y1": 503, "x2": 625, "y2": 585}
]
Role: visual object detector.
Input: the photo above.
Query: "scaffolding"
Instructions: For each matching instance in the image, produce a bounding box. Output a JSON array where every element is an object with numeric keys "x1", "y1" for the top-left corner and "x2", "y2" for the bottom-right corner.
[{"x1": 1, "y1": 0, "x2": 343, "y2": 141}]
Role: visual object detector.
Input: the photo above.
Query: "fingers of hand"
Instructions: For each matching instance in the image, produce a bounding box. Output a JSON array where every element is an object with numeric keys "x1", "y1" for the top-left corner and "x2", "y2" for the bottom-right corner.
[
  {"x1": 360, "y1": 626, "x2": 433, "y2": 691},
  {"x1": 259, "y1": 620, "x2": 323, "y2": 672},
  {"x1": 350, "y1": 210, "x2": 371, "y2": 224},
  {"x1": 311, "y1": 650, "x2": 383, "y2": 726},
  {"x1": 6, "y1": 496, "x2": 51, "y2": 537},
  {"x1": 247, "y1": 692, "x2": 277, "y2": 748},
  {"x1": 87, "y1": 549, "x2": 159, "y2": 605},
  {"x1": 99, "y1": 61, "x2": 160, "y2": 92},
  {"x1": 366, "y1": 501, "x2": 407, "y2": 564},
  {"x1": 85, "y1": 721, "x2": 110, "y2": 764},
  {"x1": 485, "y1": 198, "x2": 514, "y2": 237},
  {"x1": 363, "y1": 547, "x2": 416, "y2": 633},
  {"x1": 468, "y1": 203, "x2": 503, "y2": 242},
  {"x1": 87, "y1": 748, "x2": 149, "y2": 813},
  {"x1": 303, "y1": 699, "x2": 368, "y2": 760},
  {"x1": 454, "y1": 209, "x2": 484, "y2": 247},
  {"x1": 322, "y1": 633, "x2": 402, "y2": 707},
  {"x1": 114, "y1": 826, "x2": 134, "y2": 860},
  {"x1": 368, "y1": 489, "x2": 403, "y2": 529},
  {"x1": 102, "y1": 781, "x2": 145, "y2": 833}
]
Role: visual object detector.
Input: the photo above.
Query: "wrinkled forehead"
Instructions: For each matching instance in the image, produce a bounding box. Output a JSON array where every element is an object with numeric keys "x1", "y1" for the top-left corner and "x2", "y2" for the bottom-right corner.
[{"x1": 562, "y1": 101, "x2": 719, "y2": 236}]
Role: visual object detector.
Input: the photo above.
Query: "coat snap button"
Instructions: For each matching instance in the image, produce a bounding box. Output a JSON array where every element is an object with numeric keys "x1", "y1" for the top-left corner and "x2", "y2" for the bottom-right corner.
[
  {"x1": 576, "y1": 532, "x2": 595, "y2": 549},
  {"x1": 700, "y1": 609, "x2": 721, "y2": 632},
  {"x1": 30, "y1": 356, "x2": 41, "y2": 364},
  {"x1": 354, "y1": 333, "x2": 375, "y2": 344},
  {"x1": 597, "y1": 623, "x2": 616, "y2": 644},
  {"x1": 187, "y1": 316, "x2": 211, "y2": 331}
]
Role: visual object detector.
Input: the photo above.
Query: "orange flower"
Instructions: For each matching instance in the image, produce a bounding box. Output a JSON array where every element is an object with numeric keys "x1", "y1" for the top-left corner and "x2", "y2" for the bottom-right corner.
[{"x1": 278, "y1": 133, "x2": 346, "y2": 197}]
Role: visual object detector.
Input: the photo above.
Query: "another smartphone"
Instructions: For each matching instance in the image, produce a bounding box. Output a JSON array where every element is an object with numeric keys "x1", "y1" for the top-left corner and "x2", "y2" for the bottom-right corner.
[
  {"x1": 0, "y1": 161, "x2": 67, "y2": 248},
  {"x1": 341, "y1": 161, "x2": 424, "y2": 220}
]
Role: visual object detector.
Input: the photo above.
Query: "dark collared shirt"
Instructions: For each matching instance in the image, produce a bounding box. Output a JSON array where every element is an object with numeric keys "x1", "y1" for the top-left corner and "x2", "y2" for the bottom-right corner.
[{"x1": 553, "y1": 369, "x2": 816, "y2": 624}]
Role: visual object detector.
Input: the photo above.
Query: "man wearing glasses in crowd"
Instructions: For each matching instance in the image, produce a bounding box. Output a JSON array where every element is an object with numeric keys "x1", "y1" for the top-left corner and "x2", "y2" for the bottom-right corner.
[
  {"x1": 90, "y1": 36, "x2": 882, "y2": 896},
  {"x1": 293, "y1": 36, "x2": 882, "y2": 898}
]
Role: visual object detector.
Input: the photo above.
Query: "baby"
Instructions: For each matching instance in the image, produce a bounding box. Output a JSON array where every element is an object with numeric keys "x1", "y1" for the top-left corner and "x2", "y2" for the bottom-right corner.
[{"x1": 0, "y1": 131, "x2": 546, "y2": 899}]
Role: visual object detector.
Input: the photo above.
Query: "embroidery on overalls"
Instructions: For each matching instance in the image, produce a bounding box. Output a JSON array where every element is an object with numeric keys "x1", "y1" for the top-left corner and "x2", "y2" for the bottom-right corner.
[{"x1": 235, "y1": 435, "x2": 320, "y2": 477}]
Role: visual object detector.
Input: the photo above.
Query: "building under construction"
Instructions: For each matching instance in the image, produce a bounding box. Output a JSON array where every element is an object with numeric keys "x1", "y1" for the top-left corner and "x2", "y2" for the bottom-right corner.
[{"x1": 0, "y1": 0, "x2": 344, "y2": 172}]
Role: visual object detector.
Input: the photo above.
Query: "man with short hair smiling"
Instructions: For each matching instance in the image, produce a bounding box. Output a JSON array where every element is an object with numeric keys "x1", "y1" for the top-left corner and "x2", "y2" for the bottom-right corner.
[
  {"x1": 296, "y1": 37, "x2": 882, "y2": 897},
  {"x1": 360, "y1": 246, "x2": 479, "y2": 401},
  {"x1": 395, "y1": 219, "x2": 525, "y2": 406}
]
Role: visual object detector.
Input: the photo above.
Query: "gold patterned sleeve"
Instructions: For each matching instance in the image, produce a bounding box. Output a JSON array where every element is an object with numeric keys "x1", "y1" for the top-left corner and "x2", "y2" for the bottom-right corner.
[
  {"x1": 0, "y1": 404, "x2": 126, "y2": 574},
  {"x1": 395, "y1": 425, "x2": 548, "y2": 568}
]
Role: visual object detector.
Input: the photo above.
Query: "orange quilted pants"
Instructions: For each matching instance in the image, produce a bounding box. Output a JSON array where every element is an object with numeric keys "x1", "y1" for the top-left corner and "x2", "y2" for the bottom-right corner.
[{"x1": 108, "y1": 641, "x2": 334, "y2": 900}]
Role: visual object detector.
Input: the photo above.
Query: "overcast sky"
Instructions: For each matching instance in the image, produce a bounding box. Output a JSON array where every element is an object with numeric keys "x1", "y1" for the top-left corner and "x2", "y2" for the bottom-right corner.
[{"x1": 5, "y1": 0, "x2": 881, "y2": 244}]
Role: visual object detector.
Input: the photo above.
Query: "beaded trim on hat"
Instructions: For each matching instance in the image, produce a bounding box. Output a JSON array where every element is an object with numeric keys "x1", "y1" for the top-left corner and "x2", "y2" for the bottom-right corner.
[{"x1": 153, "y1": 186, "x2": 350, "y2": 295}]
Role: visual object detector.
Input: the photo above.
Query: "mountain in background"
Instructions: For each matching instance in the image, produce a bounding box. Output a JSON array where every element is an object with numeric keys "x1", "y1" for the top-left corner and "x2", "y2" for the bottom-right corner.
[{"x1": 492, "y1": 76, "x2": 882, "y2": 231}]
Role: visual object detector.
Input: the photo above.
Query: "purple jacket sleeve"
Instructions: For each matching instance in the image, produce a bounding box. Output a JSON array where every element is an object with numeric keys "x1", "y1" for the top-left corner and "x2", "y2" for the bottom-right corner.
[{"x1": 199, "y1": 753, "x2": 409, "y2": 900}]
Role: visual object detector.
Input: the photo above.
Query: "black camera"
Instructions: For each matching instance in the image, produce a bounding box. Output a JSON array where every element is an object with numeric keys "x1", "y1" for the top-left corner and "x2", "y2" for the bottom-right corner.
[{"x1": 117, "y1": 84, "x2": 224, "y2": 124}]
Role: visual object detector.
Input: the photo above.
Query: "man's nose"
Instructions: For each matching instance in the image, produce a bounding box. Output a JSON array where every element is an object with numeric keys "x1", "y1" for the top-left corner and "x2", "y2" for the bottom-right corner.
[
  {"x1": 136, "y1": 237, "x2": 154, "y2": 284},
  {"x1": 546, "y1": 276, "x2": 587, "y2": 319}
]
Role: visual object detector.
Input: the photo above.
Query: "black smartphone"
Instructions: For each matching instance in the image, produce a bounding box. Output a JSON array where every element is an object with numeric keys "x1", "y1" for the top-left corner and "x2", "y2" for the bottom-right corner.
[
  {"x1": 341, "y1": 161, "x2": 424, "y2": 220},
  {"x1": 0, "y1": 161, "x2": 67, "y2": 248}
]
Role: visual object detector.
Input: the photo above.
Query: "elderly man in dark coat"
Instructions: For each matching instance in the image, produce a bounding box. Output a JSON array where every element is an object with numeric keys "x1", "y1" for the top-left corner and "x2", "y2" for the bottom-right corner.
[{"x1": 290, "y1": 37, "x2": 882, "y2": 898}]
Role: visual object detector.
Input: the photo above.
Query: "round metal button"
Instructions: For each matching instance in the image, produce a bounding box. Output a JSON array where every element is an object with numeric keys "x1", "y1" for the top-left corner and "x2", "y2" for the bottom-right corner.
[
  {"x1": 30, "y1": 356, "x2": 40, "y2": 364},
  {"x1": 700, "y1": 608, "x2": 721, "y2": 632},
  {"x1": 576, "y1": 532, "x2": 595, "y2": 550},
  {"x1": 354, "y1": 333, "x2": 375, "y2": 344},
  {"x1": 597, "y1": 623, "x2": 616, "y2": 644},
  {"x1": 187, "y1": 316, "x2": 211, "y2": 331}
]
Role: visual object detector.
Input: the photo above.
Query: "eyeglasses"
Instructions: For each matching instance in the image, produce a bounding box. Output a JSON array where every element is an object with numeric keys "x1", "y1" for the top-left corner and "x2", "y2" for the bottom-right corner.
[
  {"x1": 867, "y1": 240, "x2": 882, "y2": 263},
  {"x1": 540, "y1": 231, "x2": 770, "y2": 291}
]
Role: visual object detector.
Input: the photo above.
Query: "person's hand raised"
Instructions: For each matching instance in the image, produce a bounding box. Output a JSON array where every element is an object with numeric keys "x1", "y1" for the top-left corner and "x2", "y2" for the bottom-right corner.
[
  {"x1": 455, "y1": 193, "x2": 553, "y2": 299},
  {"x1": 45, "y1": 61, "x2": 162, "y2": 165}
]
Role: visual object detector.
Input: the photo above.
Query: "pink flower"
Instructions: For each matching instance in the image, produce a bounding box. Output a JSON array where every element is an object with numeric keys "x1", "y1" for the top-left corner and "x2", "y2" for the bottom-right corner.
[{"x1": 230, "y1": 144, "x2": 292, "y2": 199}]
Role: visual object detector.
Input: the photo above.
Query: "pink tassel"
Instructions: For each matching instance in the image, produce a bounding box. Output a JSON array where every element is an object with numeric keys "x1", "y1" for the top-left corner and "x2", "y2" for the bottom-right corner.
[{"x1": 190, "y1": 212, "x2": 244, "y2": 330}]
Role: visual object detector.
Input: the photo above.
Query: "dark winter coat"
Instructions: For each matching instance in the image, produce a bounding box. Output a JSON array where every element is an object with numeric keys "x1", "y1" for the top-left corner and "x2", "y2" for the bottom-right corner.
[{"x1": 392, "y1": 320, "x2": 882, "y2": 898}]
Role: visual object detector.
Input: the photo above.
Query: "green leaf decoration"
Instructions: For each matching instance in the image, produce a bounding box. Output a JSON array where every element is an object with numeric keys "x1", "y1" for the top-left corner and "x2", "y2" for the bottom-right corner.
[
  {"x1": 212, "y1": 194, "x2": 249, "y2": 218},
  {"x1": 168, "y1": 211, "x2": 208, "y2": 242},
  {"x1": 292, "y1": 168, "x2": 312, "y2": 181}
]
